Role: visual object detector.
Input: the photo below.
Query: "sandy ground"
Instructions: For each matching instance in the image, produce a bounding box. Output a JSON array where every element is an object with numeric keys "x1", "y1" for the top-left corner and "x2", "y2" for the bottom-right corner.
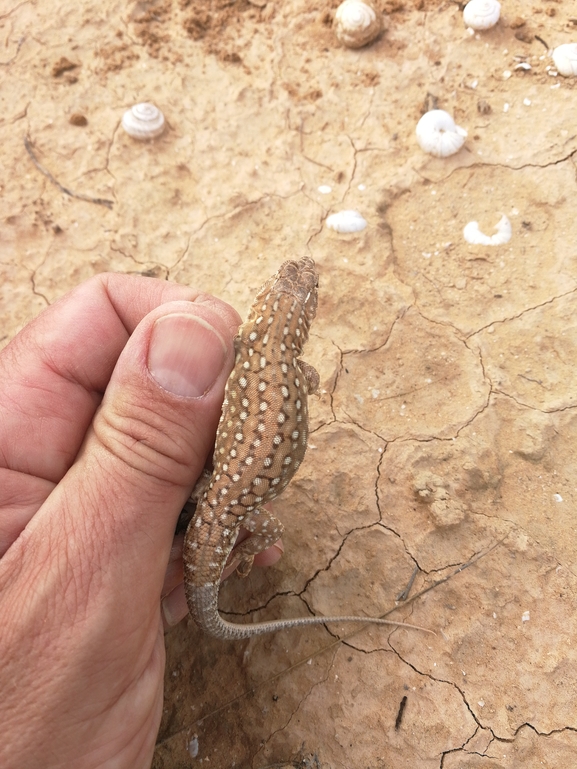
[{"x1": 2, "y1": 0, "x2": 577, "y2": 767}]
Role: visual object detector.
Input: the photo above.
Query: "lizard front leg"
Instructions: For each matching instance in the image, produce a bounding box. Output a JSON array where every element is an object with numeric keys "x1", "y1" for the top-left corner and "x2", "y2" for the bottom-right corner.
[{"x1": 298, "y1": 359, "x2": 319, "y2": 395}]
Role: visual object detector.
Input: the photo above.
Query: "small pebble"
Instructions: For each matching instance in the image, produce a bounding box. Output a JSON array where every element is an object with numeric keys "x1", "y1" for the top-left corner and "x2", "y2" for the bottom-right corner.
[
  {"x1": 188, "y1": 736, "x2": 199, "y2": 758},
  {"x1": 52, "y1": 56, "x2": 78, "y2": 77},
  {"x1": 69, "y1": 113, "x2": 88, "y2": 126}
]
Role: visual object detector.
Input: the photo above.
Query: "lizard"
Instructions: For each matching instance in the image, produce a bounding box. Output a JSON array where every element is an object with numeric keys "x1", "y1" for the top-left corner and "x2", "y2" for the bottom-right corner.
[{"x1": 183, "y1": 256, "x2": 431, "y2": 640}]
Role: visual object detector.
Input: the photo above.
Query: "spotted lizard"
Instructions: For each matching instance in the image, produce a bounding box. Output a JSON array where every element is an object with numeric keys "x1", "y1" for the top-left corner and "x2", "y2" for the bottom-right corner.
[{"x1": 183, "y1": 257, "x2": 431, "y2": 639}]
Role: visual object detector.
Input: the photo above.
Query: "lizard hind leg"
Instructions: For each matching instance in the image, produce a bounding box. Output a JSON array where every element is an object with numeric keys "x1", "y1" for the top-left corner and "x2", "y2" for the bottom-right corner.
[{"x1": 229, "y1": 507, "x2": 285, "y2": 578}]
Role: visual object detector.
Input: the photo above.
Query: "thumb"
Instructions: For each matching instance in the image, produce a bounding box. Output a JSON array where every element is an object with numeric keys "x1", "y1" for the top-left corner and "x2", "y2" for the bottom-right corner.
[{"x1": 94, "y1": 299, "x2": 233, "y2": 511}]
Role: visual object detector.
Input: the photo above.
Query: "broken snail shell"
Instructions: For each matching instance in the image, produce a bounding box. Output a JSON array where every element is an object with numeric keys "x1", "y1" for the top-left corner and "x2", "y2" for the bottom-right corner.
[
  {"x1": 416, "y1": 110, "x2": 467, "y2": 158},
  {"x1": 463, "y1": 0, "x2": 501, "y2": 30},
  {"x1": 334, "y1": 0, "x2": 382, "y2": 49},
  {"x1": 463, "y1": 214, "x2": 511, "y2": 246},
  {"x1": 326, "y1": 210, "x2": 367, "y2": 233},
  {"x1": 552, "y1": 43, "x2": 577, "y2": 77},
  {"x1": 122, "y1": 102, "x2": 165, "y2": 140}
]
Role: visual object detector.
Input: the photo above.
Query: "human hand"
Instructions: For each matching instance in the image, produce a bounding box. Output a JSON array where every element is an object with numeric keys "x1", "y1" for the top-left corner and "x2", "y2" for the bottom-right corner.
[{"x1": 0, "y1": 274, "x2": 282, "y2": 769}]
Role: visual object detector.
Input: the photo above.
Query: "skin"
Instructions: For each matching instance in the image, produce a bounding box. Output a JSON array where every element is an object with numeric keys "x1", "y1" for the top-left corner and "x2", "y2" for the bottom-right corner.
[{"x1": 0, "y1": 274, "x2": 282, "y2": 769}]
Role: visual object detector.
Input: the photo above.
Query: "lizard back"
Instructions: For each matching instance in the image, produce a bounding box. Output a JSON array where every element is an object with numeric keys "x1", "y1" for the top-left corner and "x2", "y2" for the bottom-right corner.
[{"x1": 184, "y1": 257, "x2": 319, "y2": 594}]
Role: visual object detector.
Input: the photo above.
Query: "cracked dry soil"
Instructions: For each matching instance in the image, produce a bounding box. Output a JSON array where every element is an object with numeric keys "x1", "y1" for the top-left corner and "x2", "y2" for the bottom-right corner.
[{"x1": 1, "y1": 0, "x2": 577, "y2": 767}]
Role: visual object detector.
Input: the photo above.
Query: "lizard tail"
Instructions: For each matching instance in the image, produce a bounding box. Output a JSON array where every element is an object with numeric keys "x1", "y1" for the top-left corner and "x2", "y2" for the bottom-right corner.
[{"x1": 187, "y1": 584, "x2": 434, "y2": 640}]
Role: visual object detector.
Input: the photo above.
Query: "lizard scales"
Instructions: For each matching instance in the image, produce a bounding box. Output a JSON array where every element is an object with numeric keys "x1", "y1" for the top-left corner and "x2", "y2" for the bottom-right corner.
[{"x1": 183, "y1": 257, "x2": 429, "y2": 640}]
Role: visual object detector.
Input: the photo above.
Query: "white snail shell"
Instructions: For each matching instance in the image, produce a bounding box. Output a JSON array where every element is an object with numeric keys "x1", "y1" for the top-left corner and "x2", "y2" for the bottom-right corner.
[
  {"x1": 552, "y1": 43, "x2": 577, "y2": 77},
  {"x1": 416, "y1": 110, "x2": 467, "y2": 158},
  {"x1": 326, "y1": 210, "x2": 367, "y2": 233},
  {"x1": 334, "y1": 0, "x2": 382, "y2": 49},
  {"x1": 463, "y1": 215, "x2": 511, "y2": 246},
  {"x1": 463, "y1": 0, "x2": 501, "y2": 30},
  {"x1": 122, "y1": 103, "x2": 166, "y2": 140}
]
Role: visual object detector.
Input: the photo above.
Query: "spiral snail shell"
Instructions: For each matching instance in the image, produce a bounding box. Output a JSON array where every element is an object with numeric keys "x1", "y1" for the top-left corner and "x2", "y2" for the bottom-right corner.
[
  {"x1": 552, "y1": 44, "x2": 577, "y2": 77},
  {"x1": 462, "y1": 0, "x2": 501, "y2": 31},
  {"x1": 334, "y1": 0, "x2": 382, "y2": 49},
  {"x1": 416, "y1": 110, "x2": 467, "y2": 158},
  {"x1": 122, "y1": 103, "x2": 166, "y2": 140}
]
